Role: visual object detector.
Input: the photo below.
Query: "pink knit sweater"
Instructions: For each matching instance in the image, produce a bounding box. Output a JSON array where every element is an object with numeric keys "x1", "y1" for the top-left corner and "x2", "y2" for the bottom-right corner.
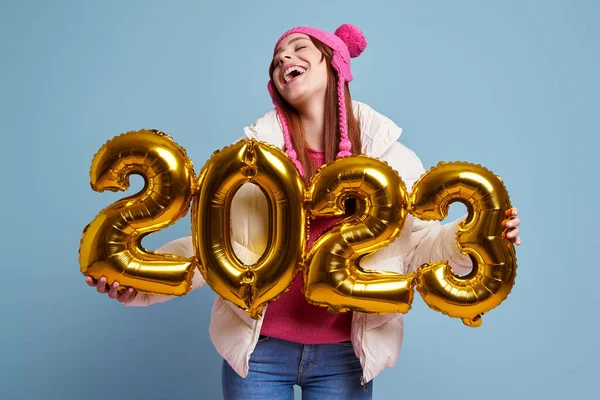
[{"x1": 259, "y1": 147, "x2": 353, "y2": 344}]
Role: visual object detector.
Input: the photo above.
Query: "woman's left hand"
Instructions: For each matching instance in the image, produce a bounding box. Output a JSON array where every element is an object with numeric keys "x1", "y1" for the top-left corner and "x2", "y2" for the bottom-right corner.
[{"x1": 502, "y1": 207, "x2": 521, "y2": 246}]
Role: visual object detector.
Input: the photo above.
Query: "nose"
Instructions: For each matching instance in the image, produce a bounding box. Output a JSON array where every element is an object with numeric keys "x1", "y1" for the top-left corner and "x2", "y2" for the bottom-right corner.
[{"x1": 276, "y1": 52, "x2": 292, "y2": 66}]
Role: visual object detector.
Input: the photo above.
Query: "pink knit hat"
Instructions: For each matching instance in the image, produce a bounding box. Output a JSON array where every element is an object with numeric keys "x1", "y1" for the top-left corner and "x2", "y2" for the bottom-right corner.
[{"x1": 268, "y1": 24, "x2": 367, "y2": 176}]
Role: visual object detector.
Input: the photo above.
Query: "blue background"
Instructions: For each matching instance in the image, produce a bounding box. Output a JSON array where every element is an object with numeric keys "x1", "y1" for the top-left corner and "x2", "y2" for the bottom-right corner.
[{"x1": 1, "y1": 1, "x2": 597, "y2": 399}]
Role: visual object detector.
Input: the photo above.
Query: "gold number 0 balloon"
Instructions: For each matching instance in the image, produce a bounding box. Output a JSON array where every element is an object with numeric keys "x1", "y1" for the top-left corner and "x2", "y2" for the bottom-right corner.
[
  {"x1": 304, "y1": 155, "x2": 415, "y2": 314},
  {"x1": 192, "y1": 139, "x2": 306, "y2": 319},
  {"x1": 409, "y1": 162, "x2": 517, "y2": 327},
  {"x1": 79, "y1": 130, "x2": 197, "y2": 295}
]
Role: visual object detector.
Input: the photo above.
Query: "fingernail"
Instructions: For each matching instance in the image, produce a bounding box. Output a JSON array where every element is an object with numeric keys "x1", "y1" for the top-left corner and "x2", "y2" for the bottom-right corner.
[
  {"x1": 128, "y1": 288, "x2": 133, "y2": 293},
  {"x1": 112, "y1": 282, "x2": 118, "y2": 288}
]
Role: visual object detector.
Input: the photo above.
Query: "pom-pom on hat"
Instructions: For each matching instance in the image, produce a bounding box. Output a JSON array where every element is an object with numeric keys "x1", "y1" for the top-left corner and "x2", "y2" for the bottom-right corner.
[{"x1": 267, "y1": 24, "x2": 367, "y2": 176}]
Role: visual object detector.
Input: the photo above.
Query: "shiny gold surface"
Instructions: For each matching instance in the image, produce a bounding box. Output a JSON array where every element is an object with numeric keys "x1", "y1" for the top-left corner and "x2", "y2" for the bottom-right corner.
[
  {"x1": 304, "y1": 156, "x2": 416, "y2": 314},
  {"x1": 409, "y1": 162, "x2": 517, "y2": 327},
  {"x1": 79, "y1": 130, "x2": 197, "y2": 296},
  {"x1": 80, "y1": 131, "x2": 518, "y2": 322},
  {"x1": 192, "y1": 139, "x2": 306, "y2": 319}
]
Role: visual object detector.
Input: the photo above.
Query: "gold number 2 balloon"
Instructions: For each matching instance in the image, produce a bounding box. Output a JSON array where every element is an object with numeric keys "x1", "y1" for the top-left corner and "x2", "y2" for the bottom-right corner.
[
  {"x1": 192, "y1": 139, "x2": 306, "y2": 319},
  {"x1": 409, "y1": 162, "x2": 517, "y2": 327},
  {"x1": 79, "y1": 129, "x2": 197, "y2": 296},
  {"x1": 304, "y1": 155, "x2": 416, "y2": 314}
]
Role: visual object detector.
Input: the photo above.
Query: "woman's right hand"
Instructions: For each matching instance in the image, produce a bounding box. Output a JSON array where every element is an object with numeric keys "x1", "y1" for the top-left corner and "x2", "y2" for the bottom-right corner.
[{"x1": 85, "y1": 276, "x2": 138, "y2": 304}]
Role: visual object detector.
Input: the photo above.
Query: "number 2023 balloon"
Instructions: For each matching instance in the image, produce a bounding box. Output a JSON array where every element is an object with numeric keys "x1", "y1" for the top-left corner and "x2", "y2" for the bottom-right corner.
[{"x1": 80, "y1": 130, "x2": 517, "y2": 327}]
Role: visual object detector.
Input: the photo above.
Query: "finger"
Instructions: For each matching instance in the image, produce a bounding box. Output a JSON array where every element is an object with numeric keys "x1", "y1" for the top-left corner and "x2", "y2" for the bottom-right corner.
[
  {"x1": 504, "y1": 217, "x2": 521, "y2": 229},
  {"x1": 507, "y1": 228, "x2": 520, "y2": 239},
  {"x1": 124, "y1": 289, "x2": 138, "y2": 303},
  {"x1": 505, "y1": 208, "x2": 518, "y2": 217},
  {"x1": 118, "y1": 288, "x2": 137, "y2": 304},
  {"x1": 108, "y1": 281, "x2": 120, "y2": 299},
  {"x1": 96, "y1": 277, "x2": 109, "y2": 294},
  {"x1": 515, "y1": 237, "x2": 522, "y2": 246},
  {"x1": 118, "y1": 288, "x2": 134, "y2": 303},
  {"x1": 85, "y1": 276, "x2": 97, "y2": 287}
]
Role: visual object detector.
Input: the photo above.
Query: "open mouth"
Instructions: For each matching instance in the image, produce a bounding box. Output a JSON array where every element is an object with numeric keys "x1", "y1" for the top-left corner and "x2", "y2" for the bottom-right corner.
[{"x1": 283, "y1": 65, "x2": 307, "y2": 84}]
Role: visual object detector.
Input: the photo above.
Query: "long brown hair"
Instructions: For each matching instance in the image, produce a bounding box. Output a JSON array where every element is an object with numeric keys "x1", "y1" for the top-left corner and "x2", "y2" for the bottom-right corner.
[{"x1": 269, "y1": 37, "x2": 362, "y2": 182}]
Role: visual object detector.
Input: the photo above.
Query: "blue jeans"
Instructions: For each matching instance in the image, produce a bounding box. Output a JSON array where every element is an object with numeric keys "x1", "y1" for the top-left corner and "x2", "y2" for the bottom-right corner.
[{"x1": 222, "y1": 336, "x2": 373, "y2": 399}]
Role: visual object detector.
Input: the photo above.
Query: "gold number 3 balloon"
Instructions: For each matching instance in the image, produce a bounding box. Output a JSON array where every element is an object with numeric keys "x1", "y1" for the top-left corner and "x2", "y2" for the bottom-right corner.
[
  {"x1": 79, "y1": 130, "x2": 197, "y2": 296},
  {"x1": 409, "y1": 162, "x2": 517, "y2": 327}
]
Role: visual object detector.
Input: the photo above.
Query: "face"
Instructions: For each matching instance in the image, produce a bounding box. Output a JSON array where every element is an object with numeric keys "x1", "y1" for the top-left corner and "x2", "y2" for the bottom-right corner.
[{"x1": 271, "y1": 33, "x2": 329, "y2": 108}]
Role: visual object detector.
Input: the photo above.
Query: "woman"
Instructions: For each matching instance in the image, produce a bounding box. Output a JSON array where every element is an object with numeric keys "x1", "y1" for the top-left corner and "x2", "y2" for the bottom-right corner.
[{"x1": 86, "y1": 24, "x2": 522, "y2": 399}]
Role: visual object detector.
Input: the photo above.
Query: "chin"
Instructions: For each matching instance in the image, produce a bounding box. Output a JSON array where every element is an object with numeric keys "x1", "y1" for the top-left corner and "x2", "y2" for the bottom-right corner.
[
  {"x1": 281, "y1": 90, "x2": 307, "y2": 107},
  {"x1": 285, "y1": 87, "x2": 323, "y2": 107}
]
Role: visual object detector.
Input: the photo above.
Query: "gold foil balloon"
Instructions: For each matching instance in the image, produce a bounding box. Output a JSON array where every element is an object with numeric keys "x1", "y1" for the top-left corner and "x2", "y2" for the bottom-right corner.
[
  {"x1": 409, "y1": 162, "x2": 517, "y2": 327},
  {"x1": 192, "y1": 139, "x2": 306, "y2": 319},
  {"x1": 79, "y1": 129, "x2": 197, "y2": 296},
  {"x1": 304, "y1": 155, "x2": 416, "y2": 314}
]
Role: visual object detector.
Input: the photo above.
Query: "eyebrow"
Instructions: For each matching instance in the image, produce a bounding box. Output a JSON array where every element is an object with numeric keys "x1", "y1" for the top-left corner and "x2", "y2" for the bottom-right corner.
[{"x1": 273, "y1": 37, "x2": 310, "y2": 57}]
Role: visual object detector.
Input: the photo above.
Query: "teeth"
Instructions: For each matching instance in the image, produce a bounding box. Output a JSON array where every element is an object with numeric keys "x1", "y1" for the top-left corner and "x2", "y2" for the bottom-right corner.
[{"x1": 283, "y1": 66, "x2": 307, "y2": 83}]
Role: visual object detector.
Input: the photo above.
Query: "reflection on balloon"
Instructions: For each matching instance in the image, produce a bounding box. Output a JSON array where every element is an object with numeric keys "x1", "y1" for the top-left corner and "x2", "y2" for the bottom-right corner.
[
  {"x1": 409, "y1": 162, "x2": 517, "y2": 327},
  {"x1": 192, "y1": 139, "x2": 306, "y2": 319},
  {"x1": 304, "y1": 155, "x2": 416, "y2": 314},
  {"x1": 79, "y1": 129, "x2": 197, "y2": 296}
]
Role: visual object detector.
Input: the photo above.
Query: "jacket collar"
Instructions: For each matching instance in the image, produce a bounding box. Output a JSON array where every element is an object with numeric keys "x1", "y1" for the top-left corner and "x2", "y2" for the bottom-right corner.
[{"x1": 242, "y1": 101, "x2": 401, "y2": 159}]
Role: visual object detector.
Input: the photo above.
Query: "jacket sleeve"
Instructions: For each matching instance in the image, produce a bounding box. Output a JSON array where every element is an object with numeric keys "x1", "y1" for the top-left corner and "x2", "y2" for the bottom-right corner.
[
  {"x1": 124, "y1": 236, "x2": 207, "y2": 307},
  {"x1": 380, "y1": 141, "x2": 473, "y2": 275}
]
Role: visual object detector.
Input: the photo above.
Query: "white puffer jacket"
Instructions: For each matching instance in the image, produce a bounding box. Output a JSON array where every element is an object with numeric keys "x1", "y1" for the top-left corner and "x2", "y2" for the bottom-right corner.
[{"x1": 126, "y1": 101, "x2": 472, "y2": 384}]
